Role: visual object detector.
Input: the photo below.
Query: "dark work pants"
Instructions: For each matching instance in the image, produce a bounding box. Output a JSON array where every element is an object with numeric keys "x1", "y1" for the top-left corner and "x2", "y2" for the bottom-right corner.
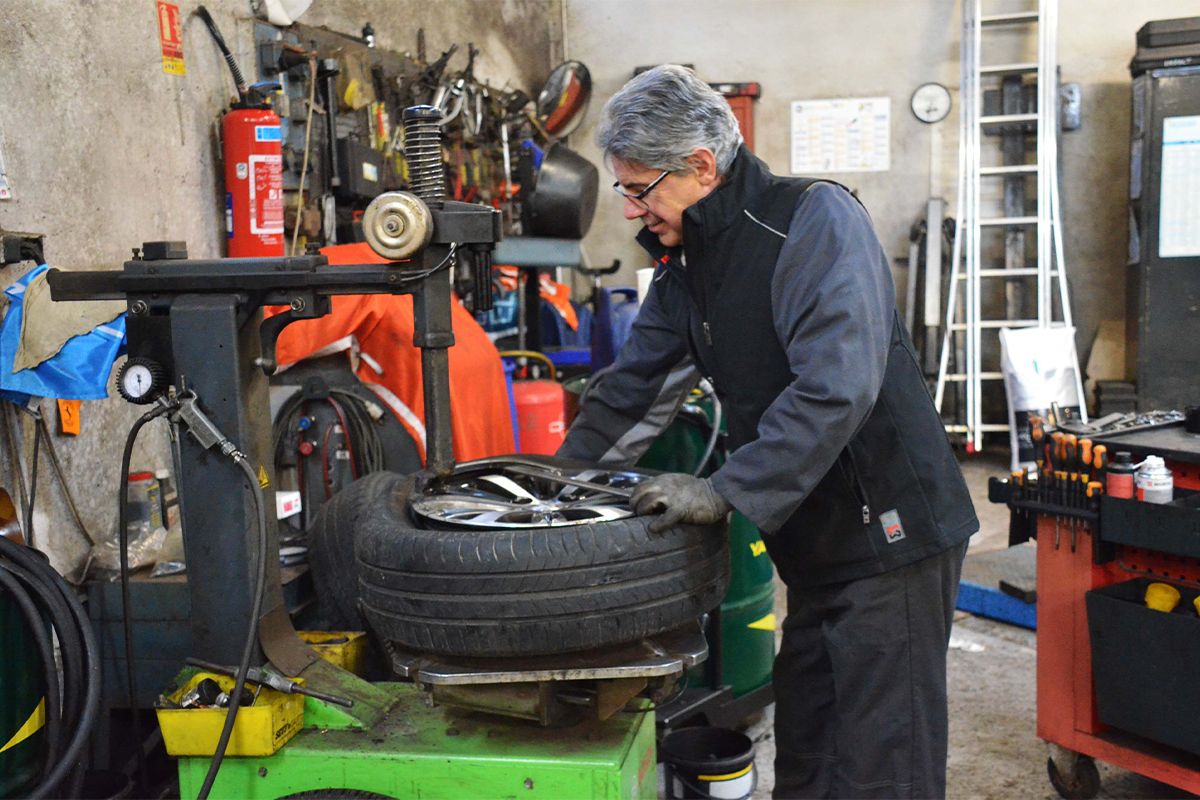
[{"x1": 772, "y1": 540, "x2": 968, "y2": 800}]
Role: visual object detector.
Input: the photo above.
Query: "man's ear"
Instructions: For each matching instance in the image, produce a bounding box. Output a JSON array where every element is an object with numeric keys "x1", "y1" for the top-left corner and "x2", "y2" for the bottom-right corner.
[{"x1": 686, "y1": 148, "x2": 720, "y2": 186}]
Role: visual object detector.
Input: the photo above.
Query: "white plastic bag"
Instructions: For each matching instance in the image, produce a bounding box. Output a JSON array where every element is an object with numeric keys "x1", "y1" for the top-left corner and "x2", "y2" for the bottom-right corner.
[{"x1": 999, "y1": 326, "x2": 1085, "y2": 472}]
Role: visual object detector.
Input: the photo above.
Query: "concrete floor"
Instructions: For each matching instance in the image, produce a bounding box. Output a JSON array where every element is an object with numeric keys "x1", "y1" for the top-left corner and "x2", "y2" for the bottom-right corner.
[{"x1": 725, "y1": 453, "x2": 1189, "y2": 800}]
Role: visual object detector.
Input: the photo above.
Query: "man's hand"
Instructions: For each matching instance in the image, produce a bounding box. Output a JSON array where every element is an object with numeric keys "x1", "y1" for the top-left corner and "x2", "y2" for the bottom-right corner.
[{"x1": 630, "y1": 473, "x2": 732, "y2": 533}]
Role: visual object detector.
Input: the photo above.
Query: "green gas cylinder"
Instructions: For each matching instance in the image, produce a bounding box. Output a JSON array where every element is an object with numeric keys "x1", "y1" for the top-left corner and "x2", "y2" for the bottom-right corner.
[
  {"x1": 637, "y1": 396, "x2": 776, "y2": 699},
  {"x1": 0, "y1": 587, "x2": 45, "y2": 798}
]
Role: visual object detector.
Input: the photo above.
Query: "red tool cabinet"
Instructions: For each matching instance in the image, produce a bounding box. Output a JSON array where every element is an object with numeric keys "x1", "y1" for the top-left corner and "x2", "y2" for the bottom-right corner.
[{"x1": 1033, "y1": 427, "x2": 1200, "y2": 798}]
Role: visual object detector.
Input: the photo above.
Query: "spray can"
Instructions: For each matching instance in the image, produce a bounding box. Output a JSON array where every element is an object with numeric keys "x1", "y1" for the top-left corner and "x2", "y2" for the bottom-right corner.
[
  {"x1": 1106, "y1": 451, "x2": 1136, "y2": 499},
  {"x1": 1135, "y1": 455, "x2": 1174, "y2": 504}
]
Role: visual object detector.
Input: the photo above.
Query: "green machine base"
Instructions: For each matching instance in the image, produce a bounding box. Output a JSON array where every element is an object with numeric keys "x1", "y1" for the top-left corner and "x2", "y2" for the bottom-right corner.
[{"x1": 176, "y1": 678, "x2": 657, "y2": 800}]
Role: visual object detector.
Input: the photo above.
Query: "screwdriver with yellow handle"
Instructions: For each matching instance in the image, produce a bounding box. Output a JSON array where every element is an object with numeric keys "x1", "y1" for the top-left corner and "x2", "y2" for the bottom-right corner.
[
  {"x1": 1092, "y1": 444, "x2": 1107, "y2": 482},
  {"x1": 1079, "y1": 438, "x2": 1093, "y2": 503}
]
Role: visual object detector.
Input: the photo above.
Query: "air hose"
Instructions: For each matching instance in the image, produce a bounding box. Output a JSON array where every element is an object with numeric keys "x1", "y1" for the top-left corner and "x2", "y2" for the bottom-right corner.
[
  {"x1": 114, "y1": 395, "x2": 270, "y2": 800},
  {"x1": 0, "y1": 534, "x2": 101, "y2": 799}
]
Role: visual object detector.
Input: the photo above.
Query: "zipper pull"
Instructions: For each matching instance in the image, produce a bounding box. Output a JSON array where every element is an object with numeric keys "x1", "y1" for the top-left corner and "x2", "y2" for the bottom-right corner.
[
  {"x1": 702, "y1": 321, "x2": 713, "y2": 346},
  {"x1": 862, "y1": 505, "x2": 871, "y2": 525}
]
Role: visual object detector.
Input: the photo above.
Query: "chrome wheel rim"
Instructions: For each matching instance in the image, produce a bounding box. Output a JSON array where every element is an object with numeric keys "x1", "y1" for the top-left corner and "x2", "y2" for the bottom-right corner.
[{"x1": 409, "y1": 459, "x2": 644, "y2": 529}]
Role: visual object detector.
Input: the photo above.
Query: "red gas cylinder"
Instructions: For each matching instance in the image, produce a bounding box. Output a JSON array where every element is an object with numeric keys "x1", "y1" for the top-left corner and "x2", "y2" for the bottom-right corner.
[
  {"x1": 222, "y1": 106, "x2": 285, "y2": 257},
  {"x1": 512, "y1": 379, "x2": 566, "y2": 455}
]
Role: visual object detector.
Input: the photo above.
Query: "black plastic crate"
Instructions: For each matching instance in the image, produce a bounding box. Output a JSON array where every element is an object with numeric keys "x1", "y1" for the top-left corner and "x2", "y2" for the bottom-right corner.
[
  {"x1": 1086, "y1": 578, "x2": 1200, "y2": 755},
  {"x1": 1099, "y1": 494, "x2": 1200, "y2": 559}
]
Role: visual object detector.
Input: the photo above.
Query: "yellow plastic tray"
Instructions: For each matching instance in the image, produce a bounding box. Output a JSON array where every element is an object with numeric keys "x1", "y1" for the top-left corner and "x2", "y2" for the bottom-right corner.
[
  {"x1": 156, "y1": 672, "x2": 304, "y2": 757},
  {"x1": 299, "y1": 630, "x2": 368, "y2": 676}
]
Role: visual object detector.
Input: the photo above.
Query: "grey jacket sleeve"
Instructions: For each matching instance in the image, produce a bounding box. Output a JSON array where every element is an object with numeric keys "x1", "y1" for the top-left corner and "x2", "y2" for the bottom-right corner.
[
  {"x1": 709, "y1": 183, "x2": 895, "y2": 533},
  {"x1": 557, "y1": 271, "x2": 699, "y2": 466}
]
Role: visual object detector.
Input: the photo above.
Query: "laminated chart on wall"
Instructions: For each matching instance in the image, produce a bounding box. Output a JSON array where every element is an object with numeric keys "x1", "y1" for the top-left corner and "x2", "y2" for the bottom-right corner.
[
  {"x1": 1159, "y1": 115, "x2": 1200, "y2": 258},
  {"x1": 790, "y1": 97, "x2": 890, "y2": 174}
]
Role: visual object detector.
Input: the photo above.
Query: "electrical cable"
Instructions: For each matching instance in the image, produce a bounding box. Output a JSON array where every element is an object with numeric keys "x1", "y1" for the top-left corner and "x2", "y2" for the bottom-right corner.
[
  {"x1": 118, "y1": 404, "x2": 172, "y2": 794},
  {"x1": 289, "y1": 55, "x2": 318, "y2": 256},
  {"x1": 23, "y1": 411, "x2": 42, "y2": 548},
  {"x1": 195, "y1": 453, "x2": 269, "y2": 800},
  {"x1": 272, "y1": 387, "x2": 388, "y2": 483},
  {"x1": 2, "y1": 403, "x2": 31, "y2": 541},
  {"x1": 691, "y1": 392, "x2": 723, "y2": 478},
  {"x1": 0, "y1": 533, "x2": 101, "y2": 799},
  {"x1": 325, "y1": 397, "x2": 359, "y2": 479}
]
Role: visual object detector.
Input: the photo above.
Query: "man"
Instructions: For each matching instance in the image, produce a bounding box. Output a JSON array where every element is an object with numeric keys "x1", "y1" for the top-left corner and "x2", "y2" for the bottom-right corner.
[{"x1": 559, "y1": 65, "x2": 977, "y2": 799}]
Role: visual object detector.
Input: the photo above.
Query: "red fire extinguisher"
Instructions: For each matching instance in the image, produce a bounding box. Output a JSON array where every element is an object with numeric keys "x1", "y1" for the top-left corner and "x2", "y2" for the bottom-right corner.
[
  {"x1": 223, "y1": 105, "x2": 285, "y2": 258},
  {"x1": 198, "y1": 6, "x2": 285, "y2": 258},
  {"x1": 501, "y1": 351, "x2": 567, "y2": 455}
]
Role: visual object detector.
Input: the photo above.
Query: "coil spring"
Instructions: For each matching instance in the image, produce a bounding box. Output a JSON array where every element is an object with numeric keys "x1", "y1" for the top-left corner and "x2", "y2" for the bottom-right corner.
[{"x1": 404, "y1": 107, "x2": 446, "y2": 203}]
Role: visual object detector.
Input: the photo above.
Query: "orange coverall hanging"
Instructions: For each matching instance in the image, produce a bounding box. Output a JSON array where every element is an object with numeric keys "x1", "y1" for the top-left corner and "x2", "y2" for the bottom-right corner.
[{"x1": 270, "y1": 242, "x2": 515, "y2": 463}]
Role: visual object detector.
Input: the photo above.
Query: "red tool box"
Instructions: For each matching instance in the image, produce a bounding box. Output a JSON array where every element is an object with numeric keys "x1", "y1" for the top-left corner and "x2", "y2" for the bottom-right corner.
[{"x1": 1021, "y1": 426, "x2": 1200, "y2": 797}]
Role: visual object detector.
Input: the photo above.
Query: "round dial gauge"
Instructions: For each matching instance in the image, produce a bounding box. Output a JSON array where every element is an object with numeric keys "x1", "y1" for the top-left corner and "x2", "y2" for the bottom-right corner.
[
  {"x1": 117, "y1": 357, "x2": 166, "y2": 404},
  {"x1": 910, "y1": 82, "x2": 952, "y2": 124}
]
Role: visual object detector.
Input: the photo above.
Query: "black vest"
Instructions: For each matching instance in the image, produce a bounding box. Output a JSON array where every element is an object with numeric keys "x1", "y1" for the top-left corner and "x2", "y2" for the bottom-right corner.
[
  {"x1": 681, "y1": 178, "x2": 816, "y2": 450},
  {"x1": 635, "y1": 149, "x2": 977, "y2": 586}
]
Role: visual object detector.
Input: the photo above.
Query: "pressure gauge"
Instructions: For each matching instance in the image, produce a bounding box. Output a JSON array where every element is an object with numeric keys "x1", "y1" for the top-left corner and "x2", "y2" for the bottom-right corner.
[
  {"x1": 910, "y1": 82, "x2": 952, "y2": 124},
  {"x1": 116, "y1": 357, "x2": 167, "y2": 404}
]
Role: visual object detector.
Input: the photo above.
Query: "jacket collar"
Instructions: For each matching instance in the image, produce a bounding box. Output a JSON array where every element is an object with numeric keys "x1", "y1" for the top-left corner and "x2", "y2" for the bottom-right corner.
[
  {"x1": 685, "y1": 144, "x2": 773, "y2": 234},
  {"x1": 634, "y1": 143, "x2": 773, "y2": 261}
]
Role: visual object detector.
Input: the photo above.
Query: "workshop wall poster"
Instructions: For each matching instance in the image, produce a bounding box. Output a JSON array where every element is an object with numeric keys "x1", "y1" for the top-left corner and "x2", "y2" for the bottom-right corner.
[
  {"x1": 157, "y1": 1, "x2": 186, "y2": 76},
  {"x1": 790, "y1": 97, "x2": 890, "y2": 174}
]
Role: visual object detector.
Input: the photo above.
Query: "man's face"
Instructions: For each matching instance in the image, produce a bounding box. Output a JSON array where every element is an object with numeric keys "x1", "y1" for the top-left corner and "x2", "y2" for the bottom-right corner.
[{"x1": 611, "y1": 152, "x2": 721, "y2": 248}]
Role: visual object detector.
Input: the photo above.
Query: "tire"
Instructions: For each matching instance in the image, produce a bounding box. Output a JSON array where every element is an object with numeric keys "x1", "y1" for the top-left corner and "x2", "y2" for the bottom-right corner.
[
  {"x1": 1047, "y1": 755, "x2": 1100, "y2": 800},
  {"x1": 307, "y1": 471, "x2": 414, "y2": 629},
  {"x1": 355, "y1": 467, "x2": 730, "y2": 657}
]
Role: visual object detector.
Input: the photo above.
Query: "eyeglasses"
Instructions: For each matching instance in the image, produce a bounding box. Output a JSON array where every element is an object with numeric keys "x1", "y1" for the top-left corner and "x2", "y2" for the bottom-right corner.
[{"x1": 612, "y1": 170, "x2": 670, "y2": 209}]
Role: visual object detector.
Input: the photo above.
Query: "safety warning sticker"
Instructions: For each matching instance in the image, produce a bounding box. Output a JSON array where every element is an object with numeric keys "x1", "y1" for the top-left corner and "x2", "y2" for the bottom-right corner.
[{"x1": 247, "y1": 154, "x2": 284, "y2": 236}]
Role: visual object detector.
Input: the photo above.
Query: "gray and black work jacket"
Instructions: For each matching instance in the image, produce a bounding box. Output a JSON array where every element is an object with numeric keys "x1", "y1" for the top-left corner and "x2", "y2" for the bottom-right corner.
[{"x1": 560, "y1": 146, "x2": 978, "y2": 587}]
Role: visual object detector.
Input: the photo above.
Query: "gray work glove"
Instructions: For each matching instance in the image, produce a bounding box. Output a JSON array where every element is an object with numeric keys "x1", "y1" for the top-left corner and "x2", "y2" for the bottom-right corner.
[{"x1": 630, "y1": 473, "x2": 732, "y2": 533}]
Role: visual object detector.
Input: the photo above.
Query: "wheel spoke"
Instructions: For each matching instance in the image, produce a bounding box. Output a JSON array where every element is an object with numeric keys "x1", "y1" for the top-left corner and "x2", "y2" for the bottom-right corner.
[{"x1": 477, "y1": 473, "x2": 540, "y2": 502}]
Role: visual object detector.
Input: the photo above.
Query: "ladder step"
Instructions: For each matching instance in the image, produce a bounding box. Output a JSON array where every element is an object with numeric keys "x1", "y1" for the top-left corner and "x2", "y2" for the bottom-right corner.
[
  {"x1": 980, "y1": 62, "x2": 1039, "y2": 75},
  {"x1": 955, "y1": 267, "x2": 1060, "y2": 280},
  {"x1": 980, "y1": 11, "x2": 1040, "y2": 25},
  {"x1": 979, "y1": 164, "x2": 1039, "y2": 175},
  {"x1": 979, "y1": 216, "x2": 1039, "y2": 226},
  {"x1": 944, "y1": 373, "x2": 1005, "y2": 382},
  {"x1": 949, "y1": 320, "x2": 1040, "y2": 330},
  {"x1": 980, "y1": 113, "x2": 1038, "y2": 125}
]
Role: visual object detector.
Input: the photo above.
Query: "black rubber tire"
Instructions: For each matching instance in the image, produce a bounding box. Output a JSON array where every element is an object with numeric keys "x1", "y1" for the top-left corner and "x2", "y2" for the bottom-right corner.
[
  {"x1": 355, "y1": 471, "x2": 730, "y2": 657},
  {"x1": 1047, "y1": 755, "x2": 1101, "y2": 800},
  {"x1": 307, "y1": 471, "x2": 414, "y2": 629}
]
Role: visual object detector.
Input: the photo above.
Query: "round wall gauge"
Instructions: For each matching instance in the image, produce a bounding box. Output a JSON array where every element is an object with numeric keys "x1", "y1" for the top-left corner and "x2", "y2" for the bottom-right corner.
[{"x1": 910, "y1": 82, "x2": 952, "y2": 124}]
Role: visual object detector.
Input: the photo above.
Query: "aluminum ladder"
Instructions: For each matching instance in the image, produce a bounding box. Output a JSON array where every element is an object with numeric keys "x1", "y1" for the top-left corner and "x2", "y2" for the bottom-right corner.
[{"x1": 935, "y1": 0, "x2": 1084, "y2": 452}]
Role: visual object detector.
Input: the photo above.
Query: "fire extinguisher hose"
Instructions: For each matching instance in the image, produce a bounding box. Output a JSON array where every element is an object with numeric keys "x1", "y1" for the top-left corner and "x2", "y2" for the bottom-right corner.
[{"x1": 196, "y1": 5, "x2": 248, "y2": 102}]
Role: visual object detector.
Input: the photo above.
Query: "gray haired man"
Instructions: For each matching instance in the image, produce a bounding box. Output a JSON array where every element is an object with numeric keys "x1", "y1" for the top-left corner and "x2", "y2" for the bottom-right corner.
[{"x1": 559, "y1": 65, "x2": 977, "y2": 799}]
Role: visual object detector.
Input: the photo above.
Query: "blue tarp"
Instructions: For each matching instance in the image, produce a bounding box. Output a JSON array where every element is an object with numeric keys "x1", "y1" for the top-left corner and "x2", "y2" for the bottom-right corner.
[{"x1": 0, "y1": 264, "x2": 126, "y2": 402}]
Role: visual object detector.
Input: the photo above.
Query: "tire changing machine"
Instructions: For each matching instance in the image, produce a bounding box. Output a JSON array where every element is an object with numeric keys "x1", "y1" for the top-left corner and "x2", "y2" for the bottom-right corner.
[{"x1": 48, "y1": 106, "x2": 709, "y2": 799}]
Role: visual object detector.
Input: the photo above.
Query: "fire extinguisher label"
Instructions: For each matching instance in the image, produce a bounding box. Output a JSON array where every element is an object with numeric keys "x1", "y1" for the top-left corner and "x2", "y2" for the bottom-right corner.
[
  {"x1": 255, "y1": 125, "x2": 282, "y2": 142},
  {"x1": 225, "y1": 193, "x2": 234, "y2": 238},
  {"x1": 248, "y1": 154, "x2": 284, "y2": 235}
]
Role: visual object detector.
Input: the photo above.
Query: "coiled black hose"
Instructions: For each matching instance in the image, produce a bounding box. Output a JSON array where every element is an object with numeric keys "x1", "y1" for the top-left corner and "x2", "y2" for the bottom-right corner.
[{"x1": 0, "y1": 534, "x2": 101, "y2": 799}]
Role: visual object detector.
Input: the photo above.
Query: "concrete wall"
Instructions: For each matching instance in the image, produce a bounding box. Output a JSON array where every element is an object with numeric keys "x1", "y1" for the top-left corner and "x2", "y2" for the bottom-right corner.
[
  {"x1": 0, "y1": 0, "x2": 561, "y2": 575},
  {"x1": 567, "y1": 0, "x2": 1198, "y2": 377}
]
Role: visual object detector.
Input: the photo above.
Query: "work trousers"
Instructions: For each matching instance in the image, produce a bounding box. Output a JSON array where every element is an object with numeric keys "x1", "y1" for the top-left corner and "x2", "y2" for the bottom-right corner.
[{"x1": 772, "y1": 540, "x2": 968, "y2": 799}]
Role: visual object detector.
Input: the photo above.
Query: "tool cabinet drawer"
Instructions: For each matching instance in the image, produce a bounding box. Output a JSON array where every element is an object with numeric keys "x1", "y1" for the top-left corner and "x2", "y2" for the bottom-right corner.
[
  {"x1": 1086, "y1": 578, "x2": 1200, "y2": 756},
  {"x1": 1099, "y1": 495, "x2": 1200, "y2": 559}
]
